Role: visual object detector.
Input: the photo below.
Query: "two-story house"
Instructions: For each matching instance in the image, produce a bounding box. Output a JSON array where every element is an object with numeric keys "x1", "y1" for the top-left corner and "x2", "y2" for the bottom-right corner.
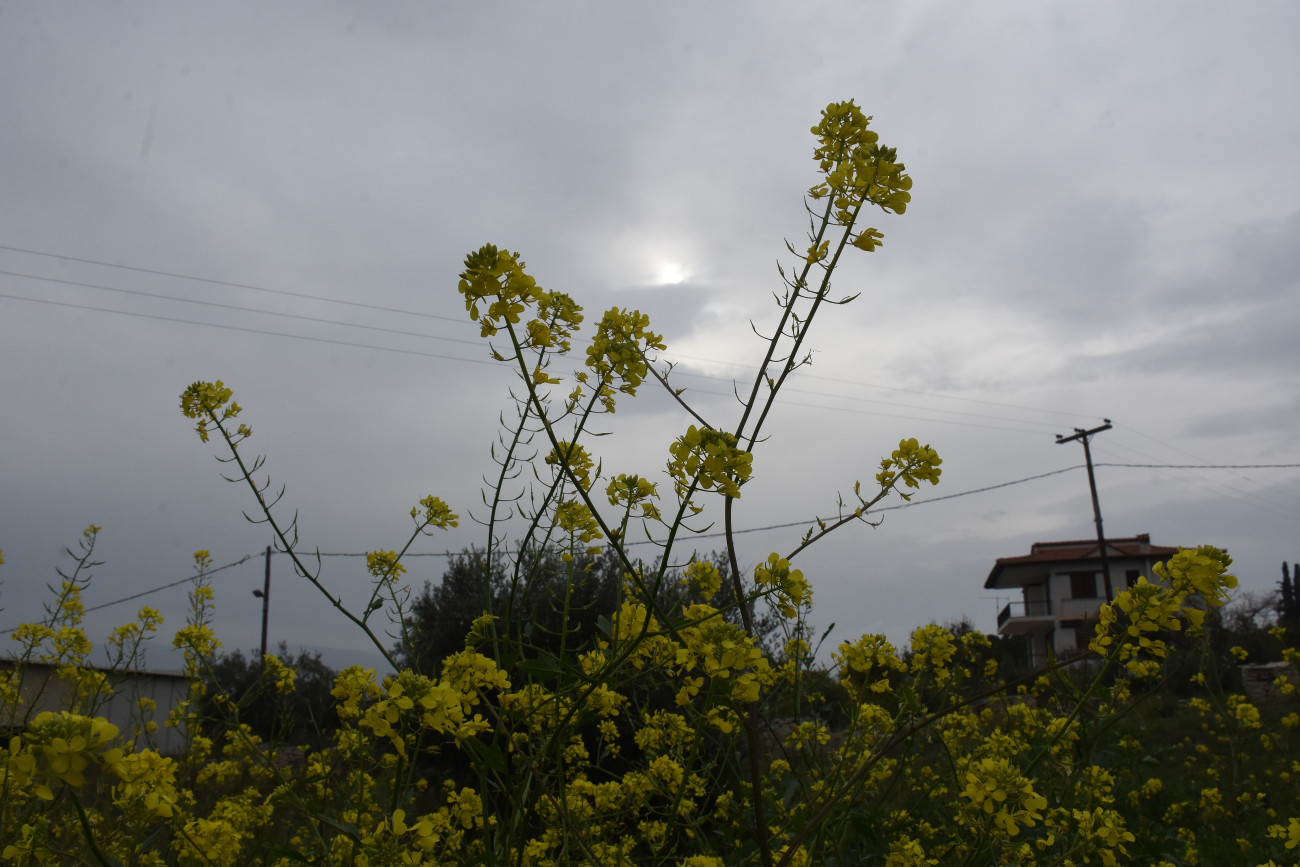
[{"x1": 985, "y1": 533, "x2": 1179, "y2": 667}]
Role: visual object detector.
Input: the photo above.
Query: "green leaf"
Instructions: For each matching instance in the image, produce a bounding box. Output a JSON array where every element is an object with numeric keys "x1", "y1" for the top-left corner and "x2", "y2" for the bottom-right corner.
[
  {"x1": 518, "y1": 654, "x2": 564, "y2": 681},
  {"x1": 313, "y1": 814, "x2": 361, "y2": 843},
  {"x1": 465, "y1": 737, "x2": 509, "y2": 774}
]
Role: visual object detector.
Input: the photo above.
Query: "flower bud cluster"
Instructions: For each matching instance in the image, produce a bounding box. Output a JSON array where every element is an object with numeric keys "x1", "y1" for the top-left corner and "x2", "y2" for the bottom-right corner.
[
  {"x1": 667, "y1": 425, "x2": 754, "y2": 500},
  {"x1": 331, "y1": 665, "x2": 382, "y2": 721},
  {"x1": 6, "y1": 711, "x2": 125, "y2": 800},
  {"x1": 546, "y1": 441, "x2": 596, "y2": 492},
  {"x1": 365, "y1": 550, "x2": 407, "y2": 584},
  {"x1": 960, "y1": 756, "x2": 1048, "y2": 839},
  {"x1": 876, "y1": 438, "x2": 942, "y2": 501},
  {"x1": 1089, "y1": 546, "x2": 1238, "y2": 674},
  {"x1": 908, "y1": 623, "x2": 958, "y2": 688},
  {"x1": 753, "y1": 553, "x2": 810, "y2": 618},
  {"x1": 359, "y1": 789, "x2": 486, "y2": 864},
  {"x1": 112, "y1": 749, "x2": 178, "y2": 820},
  {"x1": 457, "y1": 244, "x2": 546, "y2": 339},
  {"x1": 262, "y1": 654, "x2": 297, "y2": 695},
  {"x1": 673, "y1": 604, "x2": 771, "y2": 729},
  {"x1": 180, "y1": 380, "x2": 244, "y2": 443},
  {"x1": 172, "y1": 619, "x2": 222, "y2": 666},
  {"x1": 457, "y1": 245, "x2": 584, "y2": 372},
  {"x1": 807, "y1": 99, "x2": 914, "y2": 254},
  {"x1": 834, "y1": 633, "x2": 906, "y2": 697},
  {"x1": 534, "y1": 290, "x2": 584, "y2": 353},
  {"x1": 554, "y1": 499, "x2": 604, "y2": 554},
  {"x1": 884, "y1": 836, "x2": 937, "y2": 866},
  {"x1": 609, "y1": 600, "x2": 676, "y2": 671},
  {"x1": 360, "y1": 667, "x2": 498, "y2": 759},
  {"x1": 606, "y1": 473, "x2": 661, "y2": 521},
  {"x1": 411, "y1": 495, "x2": 460, "y2": 530},
  {"x1": 581, "y1": 307, "x2": 666, "y2": 411},
  {"x1": 107, "y1": 606, "x2": 163, "y2": 658},
  {"x1": 679, "y1": 559, "x2": 722, "y2": 602}
]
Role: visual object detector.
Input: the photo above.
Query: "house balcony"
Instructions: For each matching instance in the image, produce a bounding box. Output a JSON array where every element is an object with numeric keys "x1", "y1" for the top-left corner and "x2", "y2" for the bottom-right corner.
[{"x1": 996, "y1": 599, "x2": 1053, "y2": 634}]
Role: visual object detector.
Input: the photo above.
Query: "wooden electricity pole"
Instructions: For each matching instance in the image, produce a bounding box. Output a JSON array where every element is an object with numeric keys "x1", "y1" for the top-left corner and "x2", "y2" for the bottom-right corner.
[
  {"x1": 1056, "y1": 420, "x2": 1115, "y2": 602},
  {"x1": 252, "y1": 545, "x2": 271, "y2": 663}
]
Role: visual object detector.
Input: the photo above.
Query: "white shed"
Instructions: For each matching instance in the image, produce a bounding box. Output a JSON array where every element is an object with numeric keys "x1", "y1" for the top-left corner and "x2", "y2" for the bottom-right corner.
[{"x1": 1, "y1": 659, "x2": 193, "y2": 755}]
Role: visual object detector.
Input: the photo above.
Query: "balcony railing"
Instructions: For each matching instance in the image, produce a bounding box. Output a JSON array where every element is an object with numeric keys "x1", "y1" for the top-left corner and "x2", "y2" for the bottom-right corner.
[{"x1": 997, "y1": 599, "x2": 1052, "y2": 628}]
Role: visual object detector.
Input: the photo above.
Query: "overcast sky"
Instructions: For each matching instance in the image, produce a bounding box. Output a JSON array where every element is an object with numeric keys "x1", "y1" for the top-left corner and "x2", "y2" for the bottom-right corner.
[{"x1": 2, "y1": 2, "x2": 1298, "y2": 673}]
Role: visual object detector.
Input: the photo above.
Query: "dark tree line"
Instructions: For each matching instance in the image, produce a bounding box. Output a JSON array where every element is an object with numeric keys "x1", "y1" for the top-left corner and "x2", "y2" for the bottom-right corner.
[
  {"x1": 196, "y1": 643, "x2": 342, "y2": 749},
  {"x1": 198, "y1": 547, "x2": 780, "y2": 747},
  {"x1": 1280, "y1": 561, "x2": 1300, "y2": 644},
  {"x1": 395, "y1": 546, "x2": 780, "y2": 676},
  {"x1": 394, "y1": 546, "x2": 621, "y2": 673},
  {"x1": 1281, "y1": 562, "x2": 1299, "y2": 622}
]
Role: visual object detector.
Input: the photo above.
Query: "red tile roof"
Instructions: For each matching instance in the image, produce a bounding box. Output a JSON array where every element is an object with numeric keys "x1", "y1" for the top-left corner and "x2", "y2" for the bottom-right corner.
[{"x1": 984, "y1": 533, "x2": 1181, "y2": 588}]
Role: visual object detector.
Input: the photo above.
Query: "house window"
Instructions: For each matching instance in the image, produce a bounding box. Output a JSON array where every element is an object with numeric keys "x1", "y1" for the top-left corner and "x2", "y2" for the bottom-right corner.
[
  {"x1": 1125, "y1": 569, "x2": 1140, "y2": 588},
  {"x1": 1069, "y1": 572, "x2": 1098, "y2": 599}
]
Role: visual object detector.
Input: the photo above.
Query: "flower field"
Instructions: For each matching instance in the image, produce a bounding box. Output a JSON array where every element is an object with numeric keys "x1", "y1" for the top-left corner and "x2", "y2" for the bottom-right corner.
[{"x1": 3, "y1": 99, "x2": 1297, "y2": 866}]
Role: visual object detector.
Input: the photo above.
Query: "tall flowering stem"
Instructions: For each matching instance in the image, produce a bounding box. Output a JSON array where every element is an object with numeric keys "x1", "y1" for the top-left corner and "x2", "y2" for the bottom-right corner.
[{"x1": 180, "y1": 380, "x2": 459, "y2": 671}]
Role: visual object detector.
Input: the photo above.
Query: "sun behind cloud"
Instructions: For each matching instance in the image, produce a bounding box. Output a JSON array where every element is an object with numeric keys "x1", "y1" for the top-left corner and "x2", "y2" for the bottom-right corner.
[{"x1": 653, "y1": 260, "x2": 689, "y2": 286}]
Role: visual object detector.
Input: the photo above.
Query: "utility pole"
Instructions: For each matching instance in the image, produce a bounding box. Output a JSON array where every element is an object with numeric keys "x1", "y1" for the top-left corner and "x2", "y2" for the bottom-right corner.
[
  {"x1": 254, "y1": 548, "x2": 275, "y2": 665},
  {"x1": 1056, "y1": 420, "x2": 1115, "y2": 602}
]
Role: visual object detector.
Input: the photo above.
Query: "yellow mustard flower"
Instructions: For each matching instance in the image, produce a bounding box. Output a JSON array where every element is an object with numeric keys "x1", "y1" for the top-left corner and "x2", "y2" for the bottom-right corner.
[{"x1": 667, "y1": 425, "x2": 754, "y2": 500}]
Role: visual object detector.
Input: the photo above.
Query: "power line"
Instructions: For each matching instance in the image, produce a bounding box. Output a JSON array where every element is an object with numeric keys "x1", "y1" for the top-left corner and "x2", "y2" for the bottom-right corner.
[
  {"x1": 84, "y1": 554, "x2": 258, "y2": 614},
  {"x1": 669, "y1": 370, "x2": 1065, "y2": 431},
  {"x1": 0, "y1": 269, "x2": 483, "y2": 347},
  {"x1": 0, "y1": 288, "x2": 1079, "y2": 435},
  {"x1": 0, "y1": 554, "x2": 257, "y2": 634},
  {"x1": 658, "y1": 465, "x2": 1089, "y2": 543},
  {"x1": 8, "y1": 245, "x2": 1295, "y2": 486},
  {"x1": 1095, "y1": 430, "x2": 1300, "y2": 515},
  {"x1": 0, "y1": 268, "x2": 1075, "y2": 432},
  {"x1": 2, "y1": 468, "x2": 1082, "y2": 623},
  {"x1": 1103, "y1": 422, "x2": 1300, "y2": 513},
  {"x1": 1111, "y1": 421, "x2": 1219, "y2": 466},
  {"x1": 0, "y1": 292, "x2": 500, "y2": 368},
  {"x1": 751, "y1": 368, "x2": 1094, "y2": 420},
  {"x1": 1093, "y1": 454, "x2": 1300, "y2": 521},
  {"x1": 0, "y1": 242, "x2": 464, "y2": 323},
  {"x1": 7, "y1": 459, "x2": 1295, "y2": 625},
  {"x1": 1, "y1": 241, "x2": 1097, "y2": 425},
  {"x1": 1095, "y1": 462, "x2": 1300, "y2": 469},
  {"x1": 308, "y1": 460, "x2": 1300, "y2": 553},
  {"x1": 660, "y1": 383, "x2": 1056, "y2": 435}
]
